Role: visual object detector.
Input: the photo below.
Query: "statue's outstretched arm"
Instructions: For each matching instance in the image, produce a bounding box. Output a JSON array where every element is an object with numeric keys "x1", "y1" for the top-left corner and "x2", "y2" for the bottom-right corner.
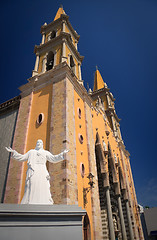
[
  {"x1": 5, "y1": 147, "x2": 29, "y2": 162},
  {"x1": 47, "y1": 149, "x2": 69, "y2": 163}
]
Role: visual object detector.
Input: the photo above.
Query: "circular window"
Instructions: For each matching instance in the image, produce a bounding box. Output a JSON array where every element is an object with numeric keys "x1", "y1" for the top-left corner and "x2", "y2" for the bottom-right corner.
[
  {"x1": 37, "y1": 113, "x2": 44, "y2": 125},
  {"x1": 78, "y1": 108, "x2": 81, "y2": 119},
  {"x1": 80, "y1": 163, "x2": 85, "y2": 178},
  {"x1": 79, "y1": 134, "x2": 83, "y2": 144}
]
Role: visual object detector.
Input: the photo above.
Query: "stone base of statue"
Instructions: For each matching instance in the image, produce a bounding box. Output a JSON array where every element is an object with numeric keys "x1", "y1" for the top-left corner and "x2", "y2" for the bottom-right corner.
[{"x1": 0, "y1": 204, "x2": 86, "y2": 240}]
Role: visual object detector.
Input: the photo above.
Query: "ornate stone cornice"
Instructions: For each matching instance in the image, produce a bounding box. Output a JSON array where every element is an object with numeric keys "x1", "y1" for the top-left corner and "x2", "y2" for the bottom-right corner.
[
  {"x1": 0, "y1": 95, "x2": 21, "y2": 113},
  {"x1": 19, "y1": 62, "x2": 92, "y2": 107},
  {"x1": 91, "y1": 87, "x2": 115, "y2": 101},
  {"x1": 91, "y1": 87, "x2": 109, "y2": 99},
  {"x1": 40, "y1": 14, "x2": 80, "y2": 41},
  {"x1": 105, "y1": 108, "x2": 120, "y2": 123},
  {"x1": 34, "y1": 32, "x2": 84, "y2": 62},
  {"x1": 118, "y1": 141, "x2": 130, "y2": 158}
]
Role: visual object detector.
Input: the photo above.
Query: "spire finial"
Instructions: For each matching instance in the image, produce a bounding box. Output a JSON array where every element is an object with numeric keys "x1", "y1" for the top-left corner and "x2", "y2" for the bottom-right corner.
[
  {"x1": 87, "y1": 83, "x2": 89, "y2": 91},
  {"x1": 96, "y1": 65, "x2": 98, "y2": 70},
  {"x1": 54, "y1": 5, "x2": 65, "y2": 21}
]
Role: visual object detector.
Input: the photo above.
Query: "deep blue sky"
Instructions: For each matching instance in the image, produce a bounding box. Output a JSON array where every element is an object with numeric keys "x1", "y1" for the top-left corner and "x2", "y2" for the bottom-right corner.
[{"x1": 0, "y1": 0, "x2": 157, "y2": 207}]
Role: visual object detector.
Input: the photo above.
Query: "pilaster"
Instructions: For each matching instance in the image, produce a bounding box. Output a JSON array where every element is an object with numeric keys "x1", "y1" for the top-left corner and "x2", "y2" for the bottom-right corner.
[
  {"x1": 105, "y1": 186, "x2": 115, "y2": 240},
  {"x1": 32, "y1": 53, "x2": 40, "y2": 76},
  {"x1": 4, "y1": 93, "x2": 33, "y2": 203},
  {"x1": 61, "y1": 39, "x2": 67, "y2": 63},
  {"x1": 49, "y1": 70, "x2": 77, "y2": 205},
  {"x1": 117, "y1": 194, "x2": 127, "y2": 239},
  {"x1": 41, "y1": 32, "x2": 46, "y2": 44},
  {"x1": 125, "y1": 200, "x2": 134, "y2": 240}
]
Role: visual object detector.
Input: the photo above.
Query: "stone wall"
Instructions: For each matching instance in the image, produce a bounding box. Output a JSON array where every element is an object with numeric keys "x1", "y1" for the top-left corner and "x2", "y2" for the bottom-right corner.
[
  {"x1": 49, "y1": 75, "x2": 77, "y2": 205},
  {"x1": 0, "y1": 105, "x2": 19, "y2": 202},
  {"x1": 4, "y1": 94, "x2": 32, "y2": 203}
]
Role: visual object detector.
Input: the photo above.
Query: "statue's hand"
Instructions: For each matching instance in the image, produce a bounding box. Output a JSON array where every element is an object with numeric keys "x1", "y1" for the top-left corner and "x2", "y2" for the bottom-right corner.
[
  {"x1": 63, "y1": 149, "x2": 69, "y2": 154},
  {"x1": 5, "y1": 147, "x2": 15, "y2": 153}
]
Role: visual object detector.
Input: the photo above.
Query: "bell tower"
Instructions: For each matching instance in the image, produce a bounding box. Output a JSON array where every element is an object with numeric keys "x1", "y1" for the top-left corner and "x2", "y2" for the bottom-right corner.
[{"x1": 32, "y1": 6, "x2": 84, "y2": 85}]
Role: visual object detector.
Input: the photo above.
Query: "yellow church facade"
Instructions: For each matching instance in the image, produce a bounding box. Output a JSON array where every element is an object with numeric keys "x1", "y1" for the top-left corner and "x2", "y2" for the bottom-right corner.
[{"x1": 0, "y1": 7, "x2": 144, "y2": 240}]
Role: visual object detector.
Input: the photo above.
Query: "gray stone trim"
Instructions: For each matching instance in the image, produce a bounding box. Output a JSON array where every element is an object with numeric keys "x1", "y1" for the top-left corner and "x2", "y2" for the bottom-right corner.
[{"x1": 0, "y1": 96, "x2": 21, "y2": 113}]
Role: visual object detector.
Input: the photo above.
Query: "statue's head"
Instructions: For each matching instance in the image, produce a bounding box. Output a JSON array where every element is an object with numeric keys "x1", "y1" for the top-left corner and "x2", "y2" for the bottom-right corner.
[{"x1": 35, "y1": 139, "x2": 43, "y2": 150}]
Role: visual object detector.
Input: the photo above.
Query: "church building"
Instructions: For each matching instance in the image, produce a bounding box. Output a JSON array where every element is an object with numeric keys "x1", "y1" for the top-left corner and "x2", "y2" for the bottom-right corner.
[{"x1": 0, "y1": 6, "x2": 144, "y2": 240}]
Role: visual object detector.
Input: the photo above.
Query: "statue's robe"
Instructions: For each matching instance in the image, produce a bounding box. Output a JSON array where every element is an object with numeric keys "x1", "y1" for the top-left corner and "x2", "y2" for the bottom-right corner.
[{"x1": 12, "y1": 149, "x2": 64, "y2": 204}]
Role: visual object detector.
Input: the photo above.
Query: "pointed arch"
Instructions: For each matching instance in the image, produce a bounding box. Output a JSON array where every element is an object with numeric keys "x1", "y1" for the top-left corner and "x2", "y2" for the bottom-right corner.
[
  {"x1": 96, "y1": 132, "x2": 101, "y2": 144},
  {"x1": 83, "y1": 214, "x2": 91, "y2": 240}
]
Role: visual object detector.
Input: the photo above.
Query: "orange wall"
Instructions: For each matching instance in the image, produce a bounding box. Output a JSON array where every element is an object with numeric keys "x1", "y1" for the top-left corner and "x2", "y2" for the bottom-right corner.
[
  {"x1": 74, "y1": 91, "x2": 94, "y2": 239},
  {"x1": 20, "y1": 84, "x2": 52, "y2": 201}
]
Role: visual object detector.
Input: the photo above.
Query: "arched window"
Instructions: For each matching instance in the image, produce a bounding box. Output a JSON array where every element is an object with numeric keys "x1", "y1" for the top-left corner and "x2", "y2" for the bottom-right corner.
[
  {"x1": 83, "y1": 215, "x2": 91, "y2": 240},
  {"x1": 69, "y1": 35, "x2": 72, "y2": 42},
  {"x1": 51, "y1": 30, "x2": 56, "y2": 39},
  {"x1": 70, "y1": 55, "x2": 75, "y2": 73},
  {"x1": 46, "y1": 51, "x2": 54, "y2": 71},
  {"x1": 48, "y1": 31, "x2": 56, "y2": 41}
]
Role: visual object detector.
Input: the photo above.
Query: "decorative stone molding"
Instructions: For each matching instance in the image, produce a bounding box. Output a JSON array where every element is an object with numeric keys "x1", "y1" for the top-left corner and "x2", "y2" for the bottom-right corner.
[
  {"x1": 34, "y1": 32, "x2": 84, "y2": 63},
  {"x1": 0, "y1": 96, "x2": 21, "y2": 113},
  {"x1": 40, "y1": 14, "x2": 80, "y2": 41}
]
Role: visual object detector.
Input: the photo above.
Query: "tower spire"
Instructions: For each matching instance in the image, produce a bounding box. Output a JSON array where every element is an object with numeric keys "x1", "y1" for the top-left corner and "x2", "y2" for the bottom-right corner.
[
  {"x1": 54, "y1": 5, "x2": 66, "y2": 21},
  {"x1": 93, "y1": 68, "x2": 105, "y2": 91}
]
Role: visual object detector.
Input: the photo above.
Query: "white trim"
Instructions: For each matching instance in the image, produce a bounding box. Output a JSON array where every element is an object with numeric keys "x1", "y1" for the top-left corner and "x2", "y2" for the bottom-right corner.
[
  {"x1": 78, "y1": 63, "x2": 82, "y2": 81},
  {"x1": 42, "y1": 53, "x2": 48, "y2": 73},
  {"x1": 54, "y1": 50, "x2": 57, "y2": 66},
  {"x1": 34, "y1": 54, "x2": 40, "y2": 72},
  {"x1": 41, "y1": 33, "x2": 45, "y2": 44}
]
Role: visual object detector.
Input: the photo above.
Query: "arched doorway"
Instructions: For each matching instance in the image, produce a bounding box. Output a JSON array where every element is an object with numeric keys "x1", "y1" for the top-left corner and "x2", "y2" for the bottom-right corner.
[{"x1": 83, "y1": 214, "x2": 91, "y2": 240}]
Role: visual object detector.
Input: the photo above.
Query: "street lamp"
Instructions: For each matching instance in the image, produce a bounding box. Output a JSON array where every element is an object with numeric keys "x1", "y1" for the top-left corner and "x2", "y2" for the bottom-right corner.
[{"x1": 83, "y1": 173, "x2": 95, "y2": 208}]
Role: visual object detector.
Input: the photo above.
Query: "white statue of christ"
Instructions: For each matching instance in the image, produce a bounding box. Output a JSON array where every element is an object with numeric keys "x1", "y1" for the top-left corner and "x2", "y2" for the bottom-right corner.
[{"x1": 6, "y1": 139, "x2": 69, "y2": 204}]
